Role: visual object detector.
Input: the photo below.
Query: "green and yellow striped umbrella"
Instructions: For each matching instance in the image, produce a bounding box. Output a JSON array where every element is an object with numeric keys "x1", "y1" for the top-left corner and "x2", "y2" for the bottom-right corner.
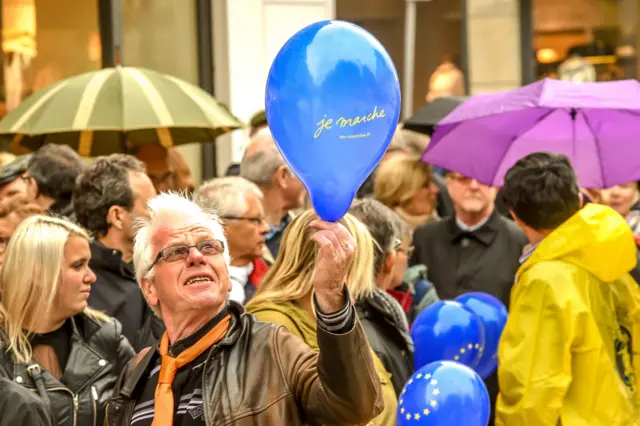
[{"x1": 0, "y1": 66, "x2": 244, "y2": 157}]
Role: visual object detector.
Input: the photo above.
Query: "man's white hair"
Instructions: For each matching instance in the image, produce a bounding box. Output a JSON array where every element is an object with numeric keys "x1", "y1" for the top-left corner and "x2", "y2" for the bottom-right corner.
[
  {"x1": 193, "y1": 176, "x2": 263, "y2": 218},
  {"x1": 133, "y1": 192, "x2": 230, "y2": 285}
]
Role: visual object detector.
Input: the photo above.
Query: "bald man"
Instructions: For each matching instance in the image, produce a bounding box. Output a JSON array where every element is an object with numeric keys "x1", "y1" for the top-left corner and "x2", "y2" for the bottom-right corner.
[{"x1": 134, "y1": 144, "x2": 195, "y2": 194}]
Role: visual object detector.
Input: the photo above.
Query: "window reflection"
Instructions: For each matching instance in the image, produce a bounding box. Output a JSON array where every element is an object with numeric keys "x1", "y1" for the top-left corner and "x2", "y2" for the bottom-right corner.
[{"x1": 0, "y1": 0, "x2": 100, "y2": 119}]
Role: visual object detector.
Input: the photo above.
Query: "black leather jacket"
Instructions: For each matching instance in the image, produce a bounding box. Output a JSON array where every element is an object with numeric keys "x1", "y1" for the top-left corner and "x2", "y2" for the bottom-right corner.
[{"x1": 0, "y1": 313, "x2": 135, "y2": 426}]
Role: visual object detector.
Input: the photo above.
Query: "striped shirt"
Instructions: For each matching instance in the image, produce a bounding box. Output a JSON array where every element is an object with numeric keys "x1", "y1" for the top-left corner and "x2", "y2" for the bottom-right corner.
[{"x1": 130, "y1": 294, "x2": 354, "y2": 425}]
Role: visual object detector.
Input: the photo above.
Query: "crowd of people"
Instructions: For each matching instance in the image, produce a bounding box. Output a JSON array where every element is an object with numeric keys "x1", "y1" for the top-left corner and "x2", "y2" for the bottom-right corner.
[{"x1": 0, "y1": 111, "x2": 637, "y2": 426}]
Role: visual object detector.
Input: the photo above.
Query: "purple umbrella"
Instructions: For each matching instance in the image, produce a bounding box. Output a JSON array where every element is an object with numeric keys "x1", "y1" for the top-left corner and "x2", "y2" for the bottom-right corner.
[{"x1": 422, "y1": 78, "x2": 640, "y2": 188}]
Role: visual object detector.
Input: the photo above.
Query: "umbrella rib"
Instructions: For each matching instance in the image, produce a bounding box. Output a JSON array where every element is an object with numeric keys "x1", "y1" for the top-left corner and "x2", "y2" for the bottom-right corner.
[
  {"x1": 72, "y1": 68, "x2": 113, "y2": 129},
  {"x1": 613, "y1": 109, "x2": 640, "y2": 119},
  {"x1": 490, "y1": 108, "x2": 558, "y2": 184},
  {"x1": 580, "y1": 110, "x2": 606, "y2": 189},
  {"x1": 513, "y1": 108, "x2": 559, "y2": 140},
  {"x1": 8, "y1": 80, "x2": 69, "y2": 132},
  {"x1": 163, "y1": 74, "x2": 240, "y2": 127},
  {"x1": 122, "y1": 68, "x2": 175, "y2": 127}
]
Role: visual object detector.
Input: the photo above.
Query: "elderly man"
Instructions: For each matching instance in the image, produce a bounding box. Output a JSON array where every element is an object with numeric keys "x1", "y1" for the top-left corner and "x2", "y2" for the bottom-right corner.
[
  {"x1": 74, "y1": 154, "x2": 163, "y2": 351},
  {"x1": 106, "y1": 193, "x2": 382, "y2": 426},
  {"x1": 240, "y1": 128, "x2": 306, "y2": 260},
  {"x1": 410, "y1": 170, "x2": 527, "y2": 424},
  {"x1": 194, "y1": 176, "x2": 270, "y2": 304}
]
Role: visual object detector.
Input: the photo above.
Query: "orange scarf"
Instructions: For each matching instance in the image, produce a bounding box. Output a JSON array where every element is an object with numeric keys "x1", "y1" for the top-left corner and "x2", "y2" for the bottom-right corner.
[{"x1": 151, "y1": 314, "x2": 231, "y2": 426}]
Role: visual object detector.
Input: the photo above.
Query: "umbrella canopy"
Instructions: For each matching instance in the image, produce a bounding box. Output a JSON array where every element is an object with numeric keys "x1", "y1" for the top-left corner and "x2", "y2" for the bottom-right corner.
[
  {"x1": 422, "y1": 78, "x2": 640, "y2": 189},
  {"x1": 403, "y1": 96, "x2": 467, "y2": 135},
  {"x1": 0, "y1": 66, "x2": 244, "y2": 157}
]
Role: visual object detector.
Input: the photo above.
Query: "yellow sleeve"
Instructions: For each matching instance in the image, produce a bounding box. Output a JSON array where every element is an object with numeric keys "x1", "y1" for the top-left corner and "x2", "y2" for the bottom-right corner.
[
  {"x1": 496, "y1": 273, "x2": 573, "y2": 426},
  {"x1": 250, "y1": 309, "x2": 306, "y2": 341}
]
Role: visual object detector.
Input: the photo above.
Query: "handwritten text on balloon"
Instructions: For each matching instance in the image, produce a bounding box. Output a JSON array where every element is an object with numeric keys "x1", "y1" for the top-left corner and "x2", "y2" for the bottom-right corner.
[{"x1": 314, "y1": 105, "x2": 386, "y2": 139}]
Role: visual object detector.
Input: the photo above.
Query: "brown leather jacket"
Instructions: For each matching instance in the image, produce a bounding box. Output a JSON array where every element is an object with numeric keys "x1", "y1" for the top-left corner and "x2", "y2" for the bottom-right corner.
[{"x1": 104, "y1": 303, "x2": 383, "y2": 426}]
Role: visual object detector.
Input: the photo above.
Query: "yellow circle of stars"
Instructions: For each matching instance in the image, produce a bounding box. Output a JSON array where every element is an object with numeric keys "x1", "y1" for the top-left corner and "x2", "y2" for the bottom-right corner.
[
  {"x1": 400, "y1": 343, "x2": 484, "y2": 421},
  {"x1": 398, "y1": 373, "x2": 441, "y2": 420},
  {"x1": 452, "y1": 342, "x2": 483, "y2": 361}
]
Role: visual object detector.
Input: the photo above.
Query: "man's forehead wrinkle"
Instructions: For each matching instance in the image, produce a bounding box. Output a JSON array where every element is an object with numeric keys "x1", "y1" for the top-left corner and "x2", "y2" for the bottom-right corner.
[{"x1": 149, "y1": 220, "x2": 213, "y2": 249}]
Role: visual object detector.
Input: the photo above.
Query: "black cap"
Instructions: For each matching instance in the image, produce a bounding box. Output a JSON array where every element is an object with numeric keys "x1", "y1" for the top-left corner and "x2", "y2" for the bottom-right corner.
[{"x1": 0, "y1": 154, "x2": 32, "y2": 186}]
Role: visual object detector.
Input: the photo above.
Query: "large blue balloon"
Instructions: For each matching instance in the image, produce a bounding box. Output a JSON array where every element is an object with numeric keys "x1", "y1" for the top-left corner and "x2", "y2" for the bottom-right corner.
[
  {"x1": 411, "y1": 301, "x2": 485, "y2": 370},
  {"x1": 397, "y1": 361, "x2": 490, "y2": 426},
  {"x1": 265, "y1": 20, "x2": 401, "y2": 221},
  {"x1": 456, "y1": 292, "x2": 508, "y2": 379}
]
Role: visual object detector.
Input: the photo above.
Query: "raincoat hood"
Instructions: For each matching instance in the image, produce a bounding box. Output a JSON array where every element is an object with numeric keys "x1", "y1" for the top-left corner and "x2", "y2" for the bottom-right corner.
[{"x1": 520, "y1": 203, "x2": 637, "y2": 282}]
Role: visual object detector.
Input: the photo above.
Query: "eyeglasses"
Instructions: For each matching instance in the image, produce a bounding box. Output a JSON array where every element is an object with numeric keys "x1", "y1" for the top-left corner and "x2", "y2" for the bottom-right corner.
[
  {"x1": 394, "y1": 239, "x2": 414, "y2": 257},
  {"x1": 221, "y1": 216, "x2": 266, "y2": 226},
  {"x1": 147, "y1": 239, "x2": 225, "y2": 273}
]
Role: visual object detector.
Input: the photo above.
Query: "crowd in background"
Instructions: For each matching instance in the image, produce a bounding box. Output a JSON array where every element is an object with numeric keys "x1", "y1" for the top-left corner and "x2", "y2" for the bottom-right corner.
[{"x1": 0, "y1": 109, "x2": 637, "y2": 425}]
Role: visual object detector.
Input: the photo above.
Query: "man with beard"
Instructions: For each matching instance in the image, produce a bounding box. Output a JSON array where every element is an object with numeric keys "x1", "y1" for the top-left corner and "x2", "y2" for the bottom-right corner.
[
  {"x1": 74, "y1": 154, "x2": 164, "y2": 350},
  {"x1": 410, "y1": 170, "x2": 527, "y2": 423}
]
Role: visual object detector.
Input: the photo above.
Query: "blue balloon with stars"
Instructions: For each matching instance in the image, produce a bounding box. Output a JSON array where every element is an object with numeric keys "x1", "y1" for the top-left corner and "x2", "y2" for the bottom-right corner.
[
  {"x1": 397, "y1": 360, "x2": 490, "y2": 426},
  {"x1": 456, "y1": 292, "x2": 508, "y2": 379},
  {"x1": 411, "y1": 300, "x2": 485, "y2": 370}
]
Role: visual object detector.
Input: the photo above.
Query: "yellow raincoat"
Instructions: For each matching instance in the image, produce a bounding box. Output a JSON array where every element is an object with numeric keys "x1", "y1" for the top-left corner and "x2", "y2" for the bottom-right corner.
[{"x1": 496, "y1": 204, "x2": 640, "y2": 425}]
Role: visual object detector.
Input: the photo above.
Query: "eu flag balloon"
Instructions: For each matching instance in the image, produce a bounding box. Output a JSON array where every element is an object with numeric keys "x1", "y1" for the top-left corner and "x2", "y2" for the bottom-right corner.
[
  {"x1": 411, "y1": 300, "x2": 485, "y2": 370},
  {"x1": 398, "y1": 361, "x2": 490, "y2": 426},
  {"x1": 456, "y1": 292, "x2": 508, "y2": 379},
  {"x1": 265, "y1": 20, "x2": 401, "y2": 222}
]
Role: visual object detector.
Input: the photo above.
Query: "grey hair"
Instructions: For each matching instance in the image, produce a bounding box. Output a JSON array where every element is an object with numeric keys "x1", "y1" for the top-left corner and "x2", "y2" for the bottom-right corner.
[
  {"x1": 349, "y1": 199, "x2": 400, "y2": 276},
  {"x1": 240, "y1": 132, "x2": 285, "y2": 186},
  {"x1": 193, "y1": 176, "x2": 263, "y2": 218},
  {"x1": 133, "y1": 192, "x2": 230, "y2": 287}
]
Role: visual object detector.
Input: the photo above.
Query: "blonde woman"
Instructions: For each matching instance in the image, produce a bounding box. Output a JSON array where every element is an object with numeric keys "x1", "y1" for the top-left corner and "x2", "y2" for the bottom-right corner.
[
  {"x1": 375, "y1": 155, "x2": 439, "y2": 230},
  {"x1": 246, "y1": 210, "x2": 398, "y2": 426},
  {"x1": 0, "y1": 215, "x2": 135, "y2": 426}
]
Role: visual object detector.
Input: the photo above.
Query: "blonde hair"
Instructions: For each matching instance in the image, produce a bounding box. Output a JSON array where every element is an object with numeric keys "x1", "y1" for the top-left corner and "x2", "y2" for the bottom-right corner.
[
  {"x1": 0, "y1": 215, "x2": 108, "y2": 364},
  {"x1": 247, "y1": 210, "x2": 375, "y2": 308},
  {"x1": 374, "y1": 155, "x2": 432, "y2": 208}
]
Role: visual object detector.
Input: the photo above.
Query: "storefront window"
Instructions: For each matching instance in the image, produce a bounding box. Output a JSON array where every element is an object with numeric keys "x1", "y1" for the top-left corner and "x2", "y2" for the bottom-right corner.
[
  {"x1": 534, "y1": 0, "x2": 640, "y2": 81},
  {"x1": 1, "y1": 0, "x2": 101, "y2": 118},
  {"x1": 121, "y1": 0, "x2": 202, "y2": 183},
  {"x1": 336, "y1": 0, "x2": 466, "y2": 114}
]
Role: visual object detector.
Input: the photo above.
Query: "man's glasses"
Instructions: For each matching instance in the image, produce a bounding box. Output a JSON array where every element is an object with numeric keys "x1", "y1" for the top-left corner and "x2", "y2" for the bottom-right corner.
[
  {"x1": 147, "y1": 239, "x2": 225, "y2": 273},
  {"x1": 394, "y1": 238, "x2": 414, "y2": 257},
  {"x1": 221, "y1": 216, "x2": 266, "y2": 226}
]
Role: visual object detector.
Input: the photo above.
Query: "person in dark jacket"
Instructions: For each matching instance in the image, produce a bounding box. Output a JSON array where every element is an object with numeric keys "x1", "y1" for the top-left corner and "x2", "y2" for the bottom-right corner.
[
  {"x1": 0, "y1": 215, "x2": 135, "y2": 426},
  {"x1": 349, "y1": 198, "x2": 414, "y2": 395},
  {"x1": 410, "y1": 171, "x2": 527, "y2": 424},
  {"x1": 74, "y1": 154, "x2": 163, "y2": 351},
  {"x1": 0, "y1": 377, "x2": 53, "y2": 426}
]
